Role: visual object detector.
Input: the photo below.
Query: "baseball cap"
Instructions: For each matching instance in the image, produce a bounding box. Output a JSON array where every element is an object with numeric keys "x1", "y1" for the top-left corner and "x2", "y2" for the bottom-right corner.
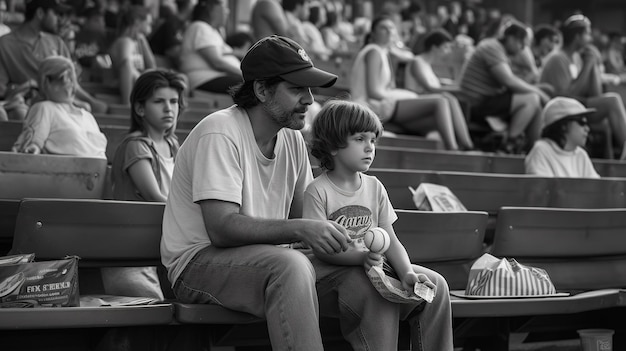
[
  {"x1": 541, "y1": 97, "x2": 597, "y2": 129},
  {"x1": 241, "y1": 35, "x2": 337, "y2": 88},
  {"x1": 26, "y1": 0, "x2": 72, "y2": 15}
]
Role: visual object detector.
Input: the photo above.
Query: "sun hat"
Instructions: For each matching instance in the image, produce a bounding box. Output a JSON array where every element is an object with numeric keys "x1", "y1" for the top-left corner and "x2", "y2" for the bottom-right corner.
[
  {"x1": 541, "y1": 97, "x2": 597, "y2": 130},
  {"x1": 240, "y1": 35, "x2": 337, "y2": 88},
  {"x1": 26, "y1": 0, "x2": 72, "y2": 14}
]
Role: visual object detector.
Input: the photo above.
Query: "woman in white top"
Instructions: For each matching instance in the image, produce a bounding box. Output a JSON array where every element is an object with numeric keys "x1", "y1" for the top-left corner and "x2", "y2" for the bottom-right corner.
[
  {"x1": 404, "y1": 29, "x2": 474, "y2": 149},
  {"x1": 179, "y1": 0, "x2": 242, "y2": 94},
  {"x1": 109, "y1": 5, "x2": 157, "y2": 105},
  {"x1": 12, "y1": 56, "x2": 107, "y2": 158},
  {"x1": 350, "y1": 16, "x2": 472, "y2": 150},
  {"x1": 525, "y1": 97, "x2": 600, "y2": 178}
]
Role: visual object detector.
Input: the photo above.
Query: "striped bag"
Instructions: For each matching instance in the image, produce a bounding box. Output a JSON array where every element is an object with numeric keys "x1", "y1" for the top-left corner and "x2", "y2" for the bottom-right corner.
[{"x1": 465, "y1": 253, "x2": 557, "y2": 297}]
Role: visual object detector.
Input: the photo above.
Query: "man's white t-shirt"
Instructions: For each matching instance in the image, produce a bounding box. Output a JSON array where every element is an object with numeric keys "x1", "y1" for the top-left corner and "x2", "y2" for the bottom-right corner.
[{"x1": 161, "y1": 106, "x2": 313, "y2": 285}]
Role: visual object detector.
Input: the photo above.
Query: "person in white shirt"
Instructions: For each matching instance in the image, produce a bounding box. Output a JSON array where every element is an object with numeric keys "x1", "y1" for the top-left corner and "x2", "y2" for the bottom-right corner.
[{"x1": 525, "y1": 96, "x2": 600, "y2": 178}]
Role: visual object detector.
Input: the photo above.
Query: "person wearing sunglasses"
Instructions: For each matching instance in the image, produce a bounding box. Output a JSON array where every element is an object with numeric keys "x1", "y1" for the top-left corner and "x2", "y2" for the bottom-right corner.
[
  {"x1": 525, "y1": 97, "x2": 600, "y2": 178},
  {"x1": 540, "y1": 14, "x2": 626, "y2": 158}
]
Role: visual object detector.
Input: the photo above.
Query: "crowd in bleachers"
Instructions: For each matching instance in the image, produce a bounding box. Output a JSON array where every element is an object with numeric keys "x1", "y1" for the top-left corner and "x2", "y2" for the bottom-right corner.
[
  {"x1": 3, "y1": 0, "x2": 626, "y2": 163},
  {"x1": 4, "y1": 0, "x2": 626, "y2": 349}
]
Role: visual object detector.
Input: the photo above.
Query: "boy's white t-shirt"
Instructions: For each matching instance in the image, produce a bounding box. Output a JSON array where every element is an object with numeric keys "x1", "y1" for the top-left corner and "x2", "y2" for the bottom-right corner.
[
  {"x1": 161, "y1": 106, "x2": 313, "y2": 285},
  {"x1": 303, "y1": 172, "x2": 398, "y2": 252}
]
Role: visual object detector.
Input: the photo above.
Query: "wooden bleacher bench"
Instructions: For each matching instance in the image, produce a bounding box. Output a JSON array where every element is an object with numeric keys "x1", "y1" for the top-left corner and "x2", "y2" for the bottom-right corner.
[
  {"x1": 394, "y1": 209, "x2": 487, "y2": 290},
  {"x1": 371, "y1": 145, "x2": 626, "y2": 178},
  {"x1": 3, "y1": 198, "x2": 501, "y2": 349},
  {"x1": 491, "y1": 207, "x2": 626, "y2": 291},
  {"x1": 368, "y1": 168, "x2": 626, "y2": 242},
  {"x1": 6, "y1": 199, "x2": 626, "y2": 350},
  {"x1": 451, "y1": 206, "x2": 626, "y2": 349},
  {"x1": 0, "y1": 151, "x2": 108, "y2": 200}
]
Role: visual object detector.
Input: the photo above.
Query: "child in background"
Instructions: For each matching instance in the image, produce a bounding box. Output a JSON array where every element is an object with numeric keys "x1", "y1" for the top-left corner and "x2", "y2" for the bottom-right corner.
[
  {"x1": 111, "y1": 69, "x2": 186, "y2": 202},
  {"x1": 104, "y1": 69, "x2": 186, "y2": 299},
  {"x1": 525, "y1": 97, "x2": 600, "y2": 178},
  {"x1": 303, "y1": 100, "x2": 453, "y2": 350}
]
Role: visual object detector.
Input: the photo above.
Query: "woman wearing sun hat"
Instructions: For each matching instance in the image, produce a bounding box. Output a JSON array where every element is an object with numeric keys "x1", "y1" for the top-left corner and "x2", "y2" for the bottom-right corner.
[{"x1": 525, "y1": 96, "x2": 600, "y2": 178}]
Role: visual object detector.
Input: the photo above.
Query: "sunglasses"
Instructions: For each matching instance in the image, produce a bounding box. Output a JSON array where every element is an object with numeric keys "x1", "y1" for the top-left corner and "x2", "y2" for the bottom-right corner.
[{"x1": 570, "y1": 117, "x2": 588, "y2": 127}]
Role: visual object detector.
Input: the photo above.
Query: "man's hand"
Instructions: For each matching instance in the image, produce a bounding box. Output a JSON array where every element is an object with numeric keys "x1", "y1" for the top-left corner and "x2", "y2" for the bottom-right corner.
[{"x1": 298, "y1": 220, "x2": 351, "y2": 255}]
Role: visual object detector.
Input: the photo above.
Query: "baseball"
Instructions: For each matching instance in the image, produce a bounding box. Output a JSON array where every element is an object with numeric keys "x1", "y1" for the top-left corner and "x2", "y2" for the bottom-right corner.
[{"x1": 363, "y1": 227, "x2": 390, "y2": 253}]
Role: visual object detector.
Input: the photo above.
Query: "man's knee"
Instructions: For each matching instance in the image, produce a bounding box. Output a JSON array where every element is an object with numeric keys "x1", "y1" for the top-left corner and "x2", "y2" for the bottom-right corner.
[{"x1": 270, "y1": 249, "x2": 316, "y2": 283}]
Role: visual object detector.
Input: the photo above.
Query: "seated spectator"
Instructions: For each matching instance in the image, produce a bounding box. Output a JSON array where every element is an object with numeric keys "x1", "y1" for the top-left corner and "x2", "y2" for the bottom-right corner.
[
  {"x1": 74, "y1": 6, "x2": 112, "y2": 72},
  {"x1": 283, "y1": 0, "x2": 324, "y2": 59},
  {"x1": 541, "y1": 14, "x2": 626, "y2": 157},
  {"x1": 525, "y1": 97, "x2": 599, "y2": 178},
  {"x1": 404, "y1": 29, "x2": 474, "y2": 149},
  {"x1": 351, "y1": 16, "x2": 472, "y2": 150},
  {"x1": 304, "y1": 99, "x2": 453, "y2": 350},
  {"x1": 320, "y1": 1, "x2": 351, "y2": 53},
  {"x1": 104, "y1": 69, "x2": 187, "y2": 299},
  {"x1": 225, "y1": 31, "x2": 255, "y2": 59},
  {"x1": 148, "y1": 0, "x2": 194, "y2": 69},
  {"x1": 250, "y1": 0, "x2": 287, "y2": 41},
  {"x1": 604, "y1": 31, "x2": 626, "y2": 81},
  {"x1": 179, "y1": 0, "x2": 242, "y2": 94},
  {"x1": 111, "y1": 69, "x2": 186, "y2": 201},
  {"x1": 300, "y1": 1, "x2": 333, "y2": 60},
  {"x1": 12, "y1": 56, "x2": 107, "y2": 158},
  {"x1": 0, "y1": 0, "x2": 108, "y2": 120},
  {"x1": 109, "y1": 5, "x2": 157, "y2": 105},
  {"x1": 0, "y1": 0, "x2": 11, "y2": 37},
  {"x1": 532, "y1": 25, "x2": 560, "y2": 73},
  {"x1": 458, "y1": 21, "x2": 550, "y2": 153}
]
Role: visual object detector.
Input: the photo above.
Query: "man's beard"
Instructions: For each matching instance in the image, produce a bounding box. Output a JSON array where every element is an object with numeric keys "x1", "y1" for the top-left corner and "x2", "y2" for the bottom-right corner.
[{"x1": 263, "y1": 97, "x2": 306, "y2": 130}]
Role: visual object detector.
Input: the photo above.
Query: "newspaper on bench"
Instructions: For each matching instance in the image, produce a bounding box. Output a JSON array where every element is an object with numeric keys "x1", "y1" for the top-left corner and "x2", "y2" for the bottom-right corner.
[
  {"x1": 367, "y1": 262, "x2": 434, "y2": 304},
  {"x1": 409, "y1": 183, "x2": 466, "y2": 212}
]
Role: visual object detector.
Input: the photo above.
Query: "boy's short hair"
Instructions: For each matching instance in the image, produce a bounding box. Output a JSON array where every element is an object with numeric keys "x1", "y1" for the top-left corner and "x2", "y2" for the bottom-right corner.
[
  {"x1": 534, "y1": 25, "x2": 559, "y2": 46},
  {"x1": 310, "y1": 100, "x2": 383, "y2": 170}
]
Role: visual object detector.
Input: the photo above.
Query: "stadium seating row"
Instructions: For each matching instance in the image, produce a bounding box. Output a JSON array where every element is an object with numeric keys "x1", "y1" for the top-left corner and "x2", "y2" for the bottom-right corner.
[
  {"x1": 0, "y1": 121, "x2": 441, "y2": 163},
  {"x1": 3, "y1": 199, "x2": 625, "y2": 350},
  {"x1": 370, "y1": 146, "x2": 626, "y2": 178}
]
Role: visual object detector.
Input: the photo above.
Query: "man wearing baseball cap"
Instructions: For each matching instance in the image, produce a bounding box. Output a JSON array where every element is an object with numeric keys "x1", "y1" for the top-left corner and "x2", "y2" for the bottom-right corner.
[
  {"x1": 162, "y1": 36, "x2": 419, "y2": 350},
  {"x1": 540, "y1": 14, "x2": 626, "y2": 158},
  {"x1": 525, "y1": 96, "x2": 600, "y2": 177}
]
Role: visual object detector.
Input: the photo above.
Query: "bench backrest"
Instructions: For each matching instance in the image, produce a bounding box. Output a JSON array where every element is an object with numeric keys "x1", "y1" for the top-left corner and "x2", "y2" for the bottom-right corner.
[
  {"x1": 10, "y1": 198, "x2": 164, "y2": 267},
  {"x1": 394, "y1": 209, "x2": 488, "y2": 290},
  {"x1": 0, "y1": 120, "x2": 22, "y2": 151},
  {"x1": 491, "y1": 207, "x2": 626, "y2": 290},
  {"x1": 372, "y1": 147, "x2": 524, "y2": 174},
  {"x1": 8, "y1": 198, "x2": 487, "y2": 290},
  {"x1": 0, "y1": 151, "x2": 108, "y2": 199},
  {"x1": 370, "y1": 146, "x2": 626, "y2": 178},
  {"x1": 368, "y1": 169, "x2": 626, "y2": 213}
]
